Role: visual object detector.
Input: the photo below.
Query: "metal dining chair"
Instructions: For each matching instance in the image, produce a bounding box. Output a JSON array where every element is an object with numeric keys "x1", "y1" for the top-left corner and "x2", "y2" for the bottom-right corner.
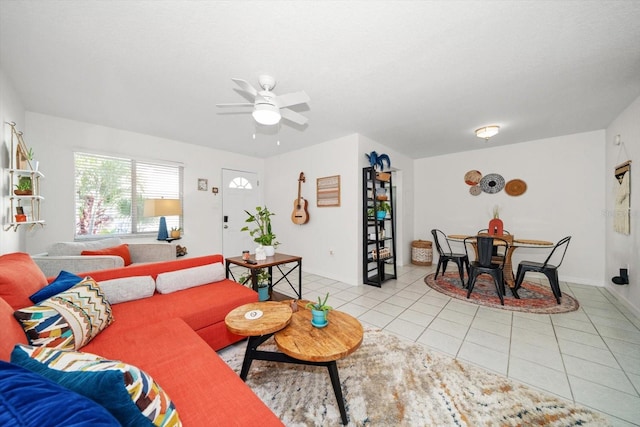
[
  {"x1": 431, "y1": 229, "x2": 469, "y2": 287},
  {"x1": 464, "y1": 235, "x2": 510, "y2": 305},
  {"x1": 477, "y1": 229, "x2": 512, "y2": 260},
  {"x1": 514, "y1": 236, "x2": 572, "y2": 304}
]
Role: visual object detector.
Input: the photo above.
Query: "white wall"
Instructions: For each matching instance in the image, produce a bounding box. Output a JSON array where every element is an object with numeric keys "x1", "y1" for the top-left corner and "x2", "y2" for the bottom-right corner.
[
  {"x1": 0, "y1": 68, "x2": 26, "y2": 254},
  {"x1": 605, "y1": 94, "x2": 640, "y2": 314},
  {"x1": 23, "y1": 112, "x2": 264, "y2": 257},
  {"x1": 414, "y1": 131, "x2": 606, "y2": 287},
  {"x1": 264, "y1": 134, "x2": 360, "y2": 285},
  {"x1": 264, "y1": 133, "x2": 415, "y2": 286}
]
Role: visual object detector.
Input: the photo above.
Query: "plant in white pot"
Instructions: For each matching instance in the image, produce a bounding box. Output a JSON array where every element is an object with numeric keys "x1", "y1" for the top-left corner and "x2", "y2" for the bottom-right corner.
[
  {"x1": 240, "y1": 268, "x2": 271, "y2": 301},
  {"x1": 241, "y1": 206, "x2": 280, "y2": 257}
]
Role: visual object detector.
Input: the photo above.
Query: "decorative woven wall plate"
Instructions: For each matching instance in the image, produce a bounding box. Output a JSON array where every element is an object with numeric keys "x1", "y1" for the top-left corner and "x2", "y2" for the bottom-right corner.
[
  {"x1": 469, "y1": 185, "x2": 482, "y2": 196},
  {"x1": 464, "y1": 170, "x2": 482, "y2": 186},
  {"x1": 505, "y1": 179, "x2": 527, "y2": 196},
  {"x1": 479, "y1": 173, "x2": 505, "y2": 194}
]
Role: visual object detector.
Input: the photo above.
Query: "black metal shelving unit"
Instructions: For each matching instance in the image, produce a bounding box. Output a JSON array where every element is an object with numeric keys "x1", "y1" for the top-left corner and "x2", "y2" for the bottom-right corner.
[{"x1": 362, "y1": 167, "x2": 397, "y2": 287}]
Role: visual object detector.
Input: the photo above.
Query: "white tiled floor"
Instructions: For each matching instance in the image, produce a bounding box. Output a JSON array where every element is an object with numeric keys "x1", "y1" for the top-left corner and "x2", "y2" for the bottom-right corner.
[{"x1": 267, "y1": 263, "x2": 640, "y2": 426}]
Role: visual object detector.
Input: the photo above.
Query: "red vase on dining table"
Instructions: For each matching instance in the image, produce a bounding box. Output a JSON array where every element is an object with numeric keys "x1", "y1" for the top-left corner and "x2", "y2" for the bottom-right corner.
[{"x1": 488, "y1": 218, "x2": 504, "y2": 235}]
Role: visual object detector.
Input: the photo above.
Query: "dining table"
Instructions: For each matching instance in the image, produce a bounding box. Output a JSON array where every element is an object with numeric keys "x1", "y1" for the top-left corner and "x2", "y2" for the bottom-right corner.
[{"x1": 447, "y1": 234, "x2": 554, "y2": 297}]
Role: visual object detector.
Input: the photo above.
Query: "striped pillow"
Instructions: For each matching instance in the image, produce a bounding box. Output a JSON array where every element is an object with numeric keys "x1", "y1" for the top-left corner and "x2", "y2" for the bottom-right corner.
[
  {"x1": 11, "y1": 344, "x2": 181, "y2": 427},
  {"x1": 13, "y1": 277, "x2": 113, "y2": 350}
]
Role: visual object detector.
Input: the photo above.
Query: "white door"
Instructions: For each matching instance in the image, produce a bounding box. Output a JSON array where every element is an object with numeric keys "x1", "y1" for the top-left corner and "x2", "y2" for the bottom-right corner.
[{"x1": 222, "y1": 169, "x2": 260, "y2": 258}]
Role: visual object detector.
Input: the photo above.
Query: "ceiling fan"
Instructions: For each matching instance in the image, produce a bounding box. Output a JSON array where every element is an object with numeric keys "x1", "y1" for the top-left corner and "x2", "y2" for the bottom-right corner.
[{"x1": 216, "y1": 75, "x2": 310, "y2": 126}]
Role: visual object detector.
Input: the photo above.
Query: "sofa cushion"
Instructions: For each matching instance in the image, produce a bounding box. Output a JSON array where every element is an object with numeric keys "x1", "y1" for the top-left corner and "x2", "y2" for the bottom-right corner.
[
  {"x1": 0, "y1": 360, "x2": 120, "y2": 426},
  {"x1": 47, "y1": 238, "x2": 123, "y2": 256},
  {"x1": 0, "y1": 298, "x2": 28, "y2": 362},
  {"x1": 82, "y1": 317, "x2": 283, "y2": 426},
  {"x1": 155, "y1": 262, "x2": 225, "y2": 294},
  {"x1": 0, "y1": 252, "x2": 48, "y2": 309},
  {"x1": 14, "y1": 278, "x2": 113, "y2": 350},
  {"x1": 30, "y1": 270, "x2": 83, "y2": 304},
  {"x1": 12, "y1": 345, "x2": 180, "y2": 427},
  {"x1": 99, "y1": 275, "x2": 155, "y2": 304},
  {"x1": 82, "y1": 244, "x2": 132, "y2": 266}
]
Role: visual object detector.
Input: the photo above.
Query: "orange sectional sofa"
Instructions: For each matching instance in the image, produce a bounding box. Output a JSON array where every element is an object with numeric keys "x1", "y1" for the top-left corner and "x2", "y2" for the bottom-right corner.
[{"x1": 0, "y1": 253, "x2": 283, "y2": 426}]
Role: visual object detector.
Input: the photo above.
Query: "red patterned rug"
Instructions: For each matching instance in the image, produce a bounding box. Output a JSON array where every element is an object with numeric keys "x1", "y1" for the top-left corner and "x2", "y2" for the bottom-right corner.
[{"x1": 424, "y1": 272, "x2": 579, "y2": 314}]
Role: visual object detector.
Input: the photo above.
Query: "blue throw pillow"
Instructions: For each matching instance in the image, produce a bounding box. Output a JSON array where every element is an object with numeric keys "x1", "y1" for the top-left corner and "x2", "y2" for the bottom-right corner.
[
  {"x1": 0, "y1": 360, "x2": 120, "y2": 427},
  {"x1": 29, "y1": 270, "x2": 83, "y2": 303},
  {"x1": 11, "y1": 345, "x2": 181, "y2": 427}
]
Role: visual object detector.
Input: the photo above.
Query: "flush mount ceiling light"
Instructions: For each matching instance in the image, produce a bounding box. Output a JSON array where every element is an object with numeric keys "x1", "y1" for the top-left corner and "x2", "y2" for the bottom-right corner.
[{"x1": 475, "y1": 125, "x2": 500, "y2": 141}]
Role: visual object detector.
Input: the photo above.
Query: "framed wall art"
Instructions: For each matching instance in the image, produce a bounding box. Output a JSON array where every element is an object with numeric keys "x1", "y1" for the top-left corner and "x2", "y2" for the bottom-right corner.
[
  {"x1": 317, "y1": 175, "x2": 340, "y2": 207},
  {"x1": 197, "y1": 178, "x2": 208, "y2": 191}
]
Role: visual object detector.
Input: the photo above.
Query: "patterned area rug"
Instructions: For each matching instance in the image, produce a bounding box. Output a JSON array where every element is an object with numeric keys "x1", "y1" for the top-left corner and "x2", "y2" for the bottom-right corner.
[
  {"x1": 219, "y1": 328, "x2": 609, "y2": 426},
  {"x1": 424, "y1": 272, "x2": 579, "y2": 314}
]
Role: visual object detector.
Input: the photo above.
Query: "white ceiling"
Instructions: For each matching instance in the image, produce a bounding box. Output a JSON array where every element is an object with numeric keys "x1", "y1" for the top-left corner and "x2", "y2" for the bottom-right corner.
[{"x1": 2, "y1": 1, "x2": 640, "y2": 159}]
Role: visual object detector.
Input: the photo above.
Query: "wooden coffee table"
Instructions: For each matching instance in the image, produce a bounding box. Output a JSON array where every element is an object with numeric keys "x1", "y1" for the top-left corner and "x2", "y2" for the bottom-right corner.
[
  {"x1": 225, "y1": 302, "x2": 293, "y2": 380},
  {"x1": 225, "y1": 301, "x2": 363, "y2": 425}
]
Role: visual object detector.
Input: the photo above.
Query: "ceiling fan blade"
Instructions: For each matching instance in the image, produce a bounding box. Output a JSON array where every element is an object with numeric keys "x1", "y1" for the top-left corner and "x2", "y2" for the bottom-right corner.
[
  {"x1": 216, "y1": 103, "x2": 254, "y2": 108},
  {"x1": 231, "y1": 78, "x2": 258, "y2": 97},
  {"x1": 276, "y1": 90, "x2": 310, "y2": 108},
  {"x1": 280, "y1": 108, "x2": 308, "y2": 125}
]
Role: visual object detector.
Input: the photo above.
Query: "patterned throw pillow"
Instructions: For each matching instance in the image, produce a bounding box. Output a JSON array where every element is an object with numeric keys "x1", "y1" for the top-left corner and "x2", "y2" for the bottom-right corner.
[
  {"x1": 13, "y1": 277, "x2": 113, "y2": 350},
  {"x1": 11, "y1": 345, "x2": 182, "y2": 427}
]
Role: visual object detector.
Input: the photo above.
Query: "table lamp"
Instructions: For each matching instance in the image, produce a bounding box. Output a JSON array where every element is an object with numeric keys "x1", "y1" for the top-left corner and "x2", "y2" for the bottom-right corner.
[{"x1": 143, "y1": 198, "x2": 182, "y2": 240}]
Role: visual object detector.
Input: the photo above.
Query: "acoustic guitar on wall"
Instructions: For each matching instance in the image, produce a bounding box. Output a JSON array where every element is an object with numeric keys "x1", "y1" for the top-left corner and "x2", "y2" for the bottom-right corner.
[{"x1": 291, "y1": 172, "x2": 310, "y2": 224}]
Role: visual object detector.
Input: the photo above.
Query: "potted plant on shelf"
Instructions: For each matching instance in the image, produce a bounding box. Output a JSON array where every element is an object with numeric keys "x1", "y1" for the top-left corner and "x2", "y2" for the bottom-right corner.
[
  {"x1": 368, "y1": 200, "x2": 391, "y2": 220},
  {"x1": 13, "y1": 177, "x2": 32, "y2": 196},
  {"x1": 241, "y1": 206, "x2": 280, "y2": 257},
  {"x1": 305, "y1": 292, "x2": 332, "y2": 327},
  {"x1": 240, "y1": 269, "x2": 271, "y2": 301},
  {"x1": 170, "y1": 227, "x2": 181, "y2": 239}
]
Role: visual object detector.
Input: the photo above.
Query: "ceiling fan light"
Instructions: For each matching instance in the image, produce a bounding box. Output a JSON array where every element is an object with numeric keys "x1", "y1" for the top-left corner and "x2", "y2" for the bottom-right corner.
[
  {"x1": 252, "y1": 104, "x2": 281, "y2": 125},
  {"x1": 475, "y1": 125, "x2": 500, "y2": 140}
]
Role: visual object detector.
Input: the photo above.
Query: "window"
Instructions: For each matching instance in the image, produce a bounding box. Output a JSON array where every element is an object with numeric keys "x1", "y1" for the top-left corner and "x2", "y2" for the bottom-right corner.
[
  {"x1": 74, "y1": 152, "x2": 183, "y2": 238},
  {"x1": 228, "y1": 176, "x2": 253, "y2": 190}
]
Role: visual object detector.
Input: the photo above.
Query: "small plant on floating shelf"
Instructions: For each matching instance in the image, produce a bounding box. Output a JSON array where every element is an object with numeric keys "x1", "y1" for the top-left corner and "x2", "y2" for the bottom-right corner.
[
  {"x1": 305, "y1": 292, "x2": 332, "y2": 312},
  {"x1": 14, "y1": 180, "x2": 32, "y2": 192},
  {"x1": 170, "y1": 227, "x2": 182, "y2": 231},
  {"x1": 239, "y1": 268, "x2": 270, "y2": 288}
]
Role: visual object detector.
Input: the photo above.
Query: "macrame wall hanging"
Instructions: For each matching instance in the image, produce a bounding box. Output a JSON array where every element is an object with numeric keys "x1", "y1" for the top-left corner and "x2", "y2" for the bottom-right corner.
[{"x1": 613, "y1": 136, "x2": 631, "y2": 235}]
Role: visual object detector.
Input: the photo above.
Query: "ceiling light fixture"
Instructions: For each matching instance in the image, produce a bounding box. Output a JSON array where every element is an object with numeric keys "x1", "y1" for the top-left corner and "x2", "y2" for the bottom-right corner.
[
  {"x1": 252, "y1": 103, "x2": 281, "y2": 125},
  {"x1": 475, "y1": 125, "x2": 500, "y2": 141}
]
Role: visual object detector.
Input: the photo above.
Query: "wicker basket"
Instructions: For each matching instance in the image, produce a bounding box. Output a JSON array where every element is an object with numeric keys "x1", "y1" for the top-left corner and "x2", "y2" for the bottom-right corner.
[{"x1": 411, "y1": 240, "x2": 432, "y2": 266}]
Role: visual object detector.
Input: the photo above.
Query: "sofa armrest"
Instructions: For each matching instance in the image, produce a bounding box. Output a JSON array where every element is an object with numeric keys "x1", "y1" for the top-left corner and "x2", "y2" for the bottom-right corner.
[
  {"x1": 128, "y1": 243, "x2": 176, "y2": 263},
  {"x1": 31, "y1": 254, "x2": 125, "y2": 278}
]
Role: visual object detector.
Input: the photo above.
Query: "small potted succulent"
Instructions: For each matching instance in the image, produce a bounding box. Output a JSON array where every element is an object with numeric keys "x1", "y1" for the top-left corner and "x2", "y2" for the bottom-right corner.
[
  {"x1": 170, "y1": 227, "x2": 181, "y2": 238},
  {"x1": 13, "y1": 177, "x2": 32, "y2": 196},
  {"x1": 305, "y1": 292, "x2": 332, "y2": 327}
]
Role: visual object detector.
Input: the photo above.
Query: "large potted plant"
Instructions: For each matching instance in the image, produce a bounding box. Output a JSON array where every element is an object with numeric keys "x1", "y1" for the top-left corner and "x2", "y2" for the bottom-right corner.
[{"x1": 241, "y1": 206, "x2": 280, "y2": 257}]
